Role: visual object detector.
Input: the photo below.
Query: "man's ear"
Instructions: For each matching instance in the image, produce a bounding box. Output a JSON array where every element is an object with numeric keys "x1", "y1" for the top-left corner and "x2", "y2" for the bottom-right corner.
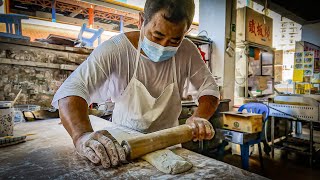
[{"x1": 138, "y1": 11, "x2": 145, "y2": 30}]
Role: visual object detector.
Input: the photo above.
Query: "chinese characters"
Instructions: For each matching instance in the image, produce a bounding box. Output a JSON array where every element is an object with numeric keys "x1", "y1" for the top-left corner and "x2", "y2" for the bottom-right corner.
[{"x1": 248, "y1": 19, "x2": 271, "y2": 40}]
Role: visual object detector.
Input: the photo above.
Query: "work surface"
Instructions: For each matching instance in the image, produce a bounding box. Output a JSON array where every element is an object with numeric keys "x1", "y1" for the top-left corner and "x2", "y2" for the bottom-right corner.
[{"x1": 0, "y1": 116, "x2": 267, "y2": 179}]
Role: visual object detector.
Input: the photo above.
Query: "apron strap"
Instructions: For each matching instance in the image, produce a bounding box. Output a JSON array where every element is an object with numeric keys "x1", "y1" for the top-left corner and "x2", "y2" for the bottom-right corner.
[
  {"x1": 171, "y1": 56, "x2": 178, "y2": 85},
  {"x1": 186, "y1": 57, "x2": 191, "y2": 95},
  {"x1": 133, "y1": 29, "x2": 143, "y2": 78}
]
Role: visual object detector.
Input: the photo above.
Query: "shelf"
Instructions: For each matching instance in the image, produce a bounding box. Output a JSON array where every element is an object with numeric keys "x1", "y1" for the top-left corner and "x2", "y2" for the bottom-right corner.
[
  {"x1": 185, "y1": 35, "x2": 213, "y2": 46},
  {"x1": 272, "y1": 142, "x2": 312, "y2": 155},
  {"x1": 292, "y1": 133, "x2": 320, "y2": 144},
  {"x1": 295, "y1": 82, "x2": 320, "y2": 84}
]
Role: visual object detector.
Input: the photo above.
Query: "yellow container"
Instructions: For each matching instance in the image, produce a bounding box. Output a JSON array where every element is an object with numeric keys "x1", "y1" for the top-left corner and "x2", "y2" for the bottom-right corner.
[{"x1": 222, "y1": 111, "x2": 263, "y2": 133}]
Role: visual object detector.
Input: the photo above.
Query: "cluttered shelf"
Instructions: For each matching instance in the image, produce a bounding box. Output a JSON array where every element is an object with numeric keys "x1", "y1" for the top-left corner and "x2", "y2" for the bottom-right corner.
[
  {"x1": 185, "y1": 35, "x2": 213, "y2": 46},
  {"x1": 272, "y1": 134, "x2": 320, "y2": 156}
]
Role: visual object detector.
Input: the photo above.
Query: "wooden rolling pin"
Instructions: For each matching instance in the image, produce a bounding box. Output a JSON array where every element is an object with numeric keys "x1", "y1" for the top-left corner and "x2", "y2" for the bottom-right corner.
[{"x1": 121, "y1": 124, "x2": 193, "y2": 160}]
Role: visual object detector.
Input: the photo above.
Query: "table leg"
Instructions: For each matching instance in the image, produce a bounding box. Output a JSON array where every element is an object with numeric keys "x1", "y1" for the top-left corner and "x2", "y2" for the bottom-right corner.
[
  {"x1": 310, "y1": 121, "x2": 313, "y2": 167},
  {"x1": 5, "y1": 22, "x2": 9, "y2": 33},
  {"x1": 271, "y1": 116, "x2": 275, "y2": 158},
  {"x1": 199, "y1": 140, "x2": 204, "y2": 153},
  {"x1": 8, "y1": 23, "x2": 13, "y2": 34},
  {"x1": 284, "y1": 119, "x2": 289, "y2": 159},
  {"x1": 240, "y1": 143, "x2": 249, "y2": 170}
]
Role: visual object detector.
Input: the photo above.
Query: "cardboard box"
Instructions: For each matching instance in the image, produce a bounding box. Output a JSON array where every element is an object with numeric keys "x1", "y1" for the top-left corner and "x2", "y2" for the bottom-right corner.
[
  {"x1": 275, "y1": 50, "x2": 283, "y2": 65},
  {"x1": 222, "y1": 111, "x2": 263, "y2": 133},
  {"x1": 274, "y1": 65, "x2": 283, "y2": 82}
]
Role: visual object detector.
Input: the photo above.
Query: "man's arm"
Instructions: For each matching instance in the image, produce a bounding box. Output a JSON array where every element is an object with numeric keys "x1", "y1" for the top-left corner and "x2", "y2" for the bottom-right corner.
[
  {"x1": 192, "y1": 95, "x2": 219, "y2": 120},
  {"x1": 52, "y1": 39, "x2": 126, "y2": 168},
  {"x1": 184, "y1": 40, "x2": 221, "y2": 141},
  {"x1": 58, "y1": 96, "x2": 92, "y2": 144},
  {"x1": 186, "y1": 95, "x2": 219, "y2": 141}
]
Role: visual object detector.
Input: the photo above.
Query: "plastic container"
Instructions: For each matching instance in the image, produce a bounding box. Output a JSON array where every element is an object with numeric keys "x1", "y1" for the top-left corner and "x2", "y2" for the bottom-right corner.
[{"x1": 0, "y1": 101, "x2": 14, "y2": 136}]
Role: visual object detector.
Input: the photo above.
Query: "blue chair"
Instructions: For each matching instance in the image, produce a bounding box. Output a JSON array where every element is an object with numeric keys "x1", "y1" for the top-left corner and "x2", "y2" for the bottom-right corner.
[
  {"x1": 0, "y1": 14, "x2": 30, "y2": 40},
  {"x1": 238, "y1": 103, "x2": 269, "y2": 170},
  {"x1": 78, "y1": 23, "x2": 104, "y2": 47}
]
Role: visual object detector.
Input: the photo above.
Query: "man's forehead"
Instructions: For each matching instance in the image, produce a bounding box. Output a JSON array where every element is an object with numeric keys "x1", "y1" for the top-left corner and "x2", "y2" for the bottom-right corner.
[{"x1": 148, "y1": 11, "x2": 187, "y2": 35}]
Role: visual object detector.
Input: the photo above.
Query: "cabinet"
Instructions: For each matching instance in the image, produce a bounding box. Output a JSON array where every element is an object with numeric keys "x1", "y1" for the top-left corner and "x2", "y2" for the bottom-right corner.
[{"x1": 234, "y1": 42, "x2": 275, "y2": 105}]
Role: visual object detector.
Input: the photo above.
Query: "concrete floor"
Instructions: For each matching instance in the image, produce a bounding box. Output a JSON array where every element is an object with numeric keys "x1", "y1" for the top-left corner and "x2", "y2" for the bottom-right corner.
[{"x1": 220, "y1": 145, "x2": 320, "y2": 180}]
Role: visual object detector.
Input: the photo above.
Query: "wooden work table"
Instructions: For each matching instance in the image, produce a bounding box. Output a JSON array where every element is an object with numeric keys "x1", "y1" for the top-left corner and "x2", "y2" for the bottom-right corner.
[{"x1": 0, "y1": 116, "x2": 267, "y2": 179}]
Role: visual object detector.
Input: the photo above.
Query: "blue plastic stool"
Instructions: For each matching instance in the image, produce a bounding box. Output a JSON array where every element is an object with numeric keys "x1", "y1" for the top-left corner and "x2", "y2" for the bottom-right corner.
[
  {"x1": 238, "y1": 103, "x2": 269, "y2": 170},
  {"x1": 0, "y1": 14, "x2": 29, "y2": 40},
  {"x1": 78, "y1": 23, "x2": 104, "y2": 47}
]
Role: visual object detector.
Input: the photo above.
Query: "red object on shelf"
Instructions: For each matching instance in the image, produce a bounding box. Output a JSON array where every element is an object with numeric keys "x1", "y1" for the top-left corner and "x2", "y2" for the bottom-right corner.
[{"x1": 198, "y1": 47, "x2": 206, "y2": 62}]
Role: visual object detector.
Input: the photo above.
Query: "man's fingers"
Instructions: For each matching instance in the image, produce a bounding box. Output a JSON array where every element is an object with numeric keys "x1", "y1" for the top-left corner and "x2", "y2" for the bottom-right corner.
[
  {"x1": 204, "y1": 123, "x2": 213, "y2": 139},
  {"x1": 210, "y1": 128, "x2": 215, "y2": 139},
  {"x1": 95, "y1": 134, "x2": 120, "y2": 167},
  {"x1": 198, "y1": 121, "x2": 205, "y2": 140},
  {"x1": 190, "y1": 122, "x2": 199, "y2": 142},
  {"x1": 83, "y1": 147, "x2": 100, "y2": 164},
  {"x1": 114, "y1": 142, "x2": 127, "y2": 163},
  {"x1": 86, "y1": 139, "x2": 111, "y2": 168}
]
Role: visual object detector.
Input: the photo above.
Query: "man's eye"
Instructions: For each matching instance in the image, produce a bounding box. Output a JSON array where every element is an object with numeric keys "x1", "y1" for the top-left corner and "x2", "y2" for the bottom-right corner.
[
  {"x1": 171, "y1": 40, "x2": 180, "y2": 45},
  {"x1": 153, "y1": 36, "x2": 162, "y2": 40}
]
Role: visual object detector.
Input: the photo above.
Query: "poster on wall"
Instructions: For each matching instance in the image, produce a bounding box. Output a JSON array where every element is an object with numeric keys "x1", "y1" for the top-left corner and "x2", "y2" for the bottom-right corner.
[
  {"x1": 294, "y1": 52, "x2": 303, "y2": 69},
  {"x1": 293, "y1": 51, "x2": 314, "y2": 79},
  {"x1": 303, "y1": 51, "x2": 314, "y2": 76}
]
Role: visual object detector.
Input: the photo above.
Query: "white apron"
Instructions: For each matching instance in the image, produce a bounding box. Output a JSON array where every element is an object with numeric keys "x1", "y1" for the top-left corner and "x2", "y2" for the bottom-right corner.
[{"x1": 112, "y1": 32, "x2": 182, "y2": 133}]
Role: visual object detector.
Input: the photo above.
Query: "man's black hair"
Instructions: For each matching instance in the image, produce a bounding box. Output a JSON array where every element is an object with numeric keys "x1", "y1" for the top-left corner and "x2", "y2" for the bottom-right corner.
[{"x1": 143, "y1": 0, "x2": 195, "y2": 28}]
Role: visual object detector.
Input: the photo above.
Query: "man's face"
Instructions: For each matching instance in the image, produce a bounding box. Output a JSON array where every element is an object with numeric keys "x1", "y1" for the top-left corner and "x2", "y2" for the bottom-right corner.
[{"x1": 141, "y1": 10, "x2": 188, "y2": 47}]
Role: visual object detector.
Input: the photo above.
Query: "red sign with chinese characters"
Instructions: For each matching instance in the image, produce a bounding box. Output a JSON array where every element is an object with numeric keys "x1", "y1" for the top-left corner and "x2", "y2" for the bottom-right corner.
[{"x1": 245, "y1": 8, "x2": 273, "y2": 47}]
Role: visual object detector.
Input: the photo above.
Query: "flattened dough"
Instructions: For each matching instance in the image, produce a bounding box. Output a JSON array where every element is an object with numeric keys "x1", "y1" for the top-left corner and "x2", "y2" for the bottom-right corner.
[
  {"x1": 105, "y1": 126, "x2": 193, "y2": 174},
  {"x1": 141, "y1": 149, "x2": 193, "y2": 174}
]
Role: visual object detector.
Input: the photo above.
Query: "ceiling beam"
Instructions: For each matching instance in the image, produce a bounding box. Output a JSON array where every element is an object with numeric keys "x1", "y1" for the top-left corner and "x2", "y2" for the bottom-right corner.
[
  {"x1": 63, "y1": 0, "x2": 139, "y2": 20},
  {"x1": 79, "y1": 0, "x2": 141, "y2": 14},
  {"x1": 69, "y1": 8, "x2": 83, "y2": 18}
]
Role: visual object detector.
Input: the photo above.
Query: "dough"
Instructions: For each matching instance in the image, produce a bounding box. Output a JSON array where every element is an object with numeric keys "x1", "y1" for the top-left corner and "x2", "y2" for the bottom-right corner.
[
  {"x1": 141, "y1": 149, "x2": 193, "y2": 174},
  {"x1": 105, "y1": 126, "x2": 193, "y2": 174}
]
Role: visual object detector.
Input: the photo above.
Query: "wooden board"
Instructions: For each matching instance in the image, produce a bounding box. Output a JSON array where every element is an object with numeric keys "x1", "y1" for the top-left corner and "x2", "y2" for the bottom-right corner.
[{"x1": 237, "y1": 7, "x2": 273, "y2": 47}]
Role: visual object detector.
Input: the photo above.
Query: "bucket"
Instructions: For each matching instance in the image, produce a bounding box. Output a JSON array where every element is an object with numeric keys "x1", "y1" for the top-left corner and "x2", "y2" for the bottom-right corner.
[{"x1": 0, "y1": 101, "x2": 14, "y2": 137}]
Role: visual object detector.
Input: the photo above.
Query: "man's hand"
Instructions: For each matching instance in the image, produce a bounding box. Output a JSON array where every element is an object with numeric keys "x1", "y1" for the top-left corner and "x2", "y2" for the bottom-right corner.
[
  {"x1": 75, "y1": 130, "x2": 127, "y2": 168},
  {"x1": 186, "y1": 117, "x2": 215, "y2": 141}
]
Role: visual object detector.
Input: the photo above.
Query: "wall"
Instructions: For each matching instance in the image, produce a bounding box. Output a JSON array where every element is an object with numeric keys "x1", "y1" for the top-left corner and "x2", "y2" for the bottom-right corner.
[
  {"x1": 199, "y1": 0, "x2": 227, "y2": 80},
  {"x1": 199, "y1": 0, "x2": 236, "y2": 108},
  {"x1": 0, "y1": 65, "x2": 71, "y2": 107},
  {"x1": 302, "y1": 22, "x2": 320, "y2": 47},
  {"x1": 0, "y1": 39, "x2": 90, "y2": 108}
]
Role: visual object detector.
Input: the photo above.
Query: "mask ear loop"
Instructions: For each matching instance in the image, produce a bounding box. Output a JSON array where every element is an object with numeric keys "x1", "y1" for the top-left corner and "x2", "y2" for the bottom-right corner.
[{"x1": 133, "y1": 22, "x2": 145, "y2": 78}]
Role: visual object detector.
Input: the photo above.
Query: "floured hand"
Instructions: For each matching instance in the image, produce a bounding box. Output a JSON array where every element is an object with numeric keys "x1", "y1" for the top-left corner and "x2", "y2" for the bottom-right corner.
[
  {"x1": 186, "y1": 117, "x2": 215, "y2": 141},
  {"x1": 75, "y1": 130, "x2": 127, "y2": 168}
]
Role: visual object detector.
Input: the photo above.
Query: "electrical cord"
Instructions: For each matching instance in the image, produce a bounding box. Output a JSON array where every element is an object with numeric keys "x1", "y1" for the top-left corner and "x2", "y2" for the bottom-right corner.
[{"x1": 197, "y1": 30, "x2": 209, "y2": 37}]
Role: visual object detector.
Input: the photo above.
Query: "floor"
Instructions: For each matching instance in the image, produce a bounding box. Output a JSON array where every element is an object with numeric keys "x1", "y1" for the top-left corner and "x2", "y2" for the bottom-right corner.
[{"x1": 220, "y1": 145, "x2": 320, "y2": 180}]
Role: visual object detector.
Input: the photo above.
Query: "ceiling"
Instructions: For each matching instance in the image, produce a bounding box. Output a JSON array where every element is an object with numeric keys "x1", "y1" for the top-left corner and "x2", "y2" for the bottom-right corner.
[{"x1": 252, "y1": 0, "x2": 320, "y2": 25}]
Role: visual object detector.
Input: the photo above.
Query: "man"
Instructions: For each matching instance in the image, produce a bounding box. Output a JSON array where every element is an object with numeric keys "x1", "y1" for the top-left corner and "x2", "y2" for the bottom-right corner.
[{"x1": 52, "y1": 0, "x2": 220, "y2": 169}]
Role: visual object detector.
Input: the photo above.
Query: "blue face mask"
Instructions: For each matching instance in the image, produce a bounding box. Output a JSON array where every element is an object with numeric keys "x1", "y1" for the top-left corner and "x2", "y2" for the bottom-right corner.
[{"x1": 141, "y1": 36, "x2": 179, "y2": 62}]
